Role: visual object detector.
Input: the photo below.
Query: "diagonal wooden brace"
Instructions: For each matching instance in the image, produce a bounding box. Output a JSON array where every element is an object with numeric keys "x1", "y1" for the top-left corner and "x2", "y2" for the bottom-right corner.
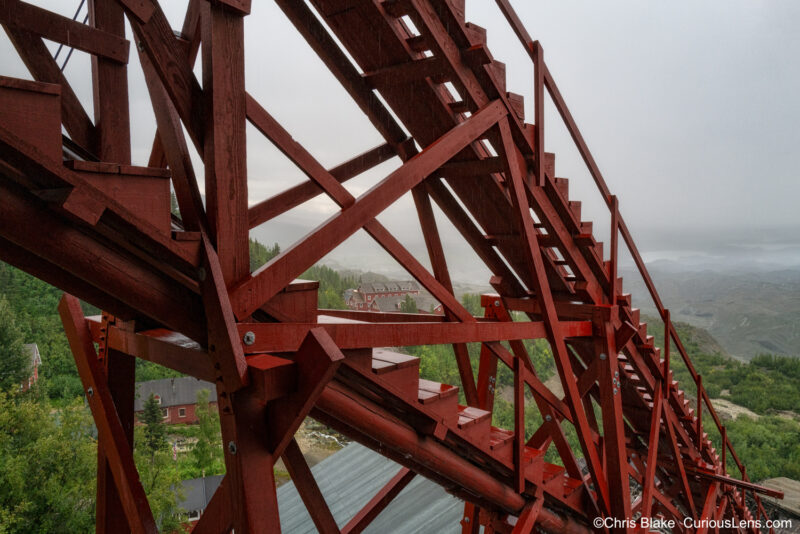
[
  {"x1": 190, "y1": 476, "x2": 232, "y2": 534},
  {"x1": 266, "y1": 327, "x2": 344, "y2": 457},
  {"x1": 58, "y1": 294, "x2": 158, "y2": 534},
  {"x1": 200, "y1": 232, "x2": 249, "y2": 391},
  {"x1": 282, "y1": 438, "x2": 340, "y2": 534}
]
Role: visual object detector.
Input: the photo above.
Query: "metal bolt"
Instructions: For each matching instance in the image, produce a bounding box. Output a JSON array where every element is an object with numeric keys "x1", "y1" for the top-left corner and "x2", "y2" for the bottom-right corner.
[
  {"x1": 615, "y1": 371, "x2": 619, "y2": 378},
  {"x1": 545, "y1": 414, "x2": 552, "y2": 422},
  {"x1": 464, "y1": 517, "x2": 470, "y2": 523},
  {"x1": 197, "y1": 267, "x2": 207, "y2": 281},
  {"x1": 137, "y1": 40, "x2": 144, "y2": 52},
  {"x1": 494, "y1": 300, "x2": 501, "y2": 307},
  {"x1": 243, "y1": 331, "x2": 256, "y2": 346},
  {"x1": 613, "y1": 388, "x2": 618, "y2": 395},
  {"x1": 599, "y1": 353, "x2": 607, "y2": 360},
  {"x1": 87, "y1": 387, "x2": 94, "y2": 397},
  {"x1": 228, "y1": 441, "x2": 238, "y2": 455}
]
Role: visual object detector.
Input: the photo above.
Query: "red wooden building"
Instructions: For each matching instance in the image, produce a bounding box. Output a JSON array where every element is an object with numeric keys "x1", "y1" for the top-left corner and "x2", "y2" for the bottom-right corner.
[{"x1": 134, "y1": 377, "x2": 217, "y2": 425}]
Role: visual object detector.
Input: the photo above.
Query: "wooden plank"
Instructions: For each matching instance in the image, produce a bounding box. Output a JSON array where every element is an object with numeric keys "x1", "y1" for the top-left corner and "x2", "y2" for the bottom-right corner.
[
  {"x1": 237, "y1": 320, "x2": 592, "y2": 353},
  {"x1": 0, "y1": 0, "x2": 129, "y2": 63}
]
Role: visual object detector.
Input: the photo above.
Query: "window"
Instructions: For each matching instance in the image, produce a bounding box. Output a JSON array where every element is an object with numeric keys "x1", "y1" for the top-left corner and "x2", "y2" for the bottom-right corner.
[
  {"x1": 188, "y1": 510, "x2": 201, "y2": 521},
  {"x1": 161, "y1": 408, "x2": 168, "y2": 419},
  {"x1": 179, "y1": 408, "x2": 186, "y2": 418},
  {"x1": 154, "y1": 395, "x2": 161, "y2": 405}
]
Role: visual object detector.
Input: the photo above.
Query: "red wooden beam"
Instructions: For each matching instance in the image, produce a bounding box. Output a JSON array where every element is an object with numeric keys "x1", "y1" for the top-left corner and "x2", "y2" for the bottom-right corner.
[
  {"x1": 59, "y1": 295, "x2": 158, "y2": 534},
  {"x1": 0, "y1": 179, "x2": 206, "y2": 341},
  {"x1": 237, "y1": 320, "x2": 592, "y2": 353},
  {"x1": 341, "y1": 467, "x2": 415, "y2": 534},
  {"x1": 200, "y1": 233, "x2": 250, "y2": 391},
  {"x1": 282, "y1": 439, "x2": 340, "y2": 534},
  {"x1": 0, "y1": 0, "x2": 129, "y2": 63},
  {"x1": 202, "y1": 2, "x2": 250, "y2": 284}
]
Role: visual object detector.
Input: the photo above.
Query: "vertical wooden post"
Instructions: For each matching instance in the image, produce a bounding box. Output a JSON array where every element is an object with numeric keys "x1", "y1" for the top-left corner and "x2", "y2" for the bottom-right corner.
[
  {"x1": 609, "y1": 195, "x2": 618, "y2": 304},
  {"x1": 89, "y1": 0, "x2": 130, "y2": 163},
  {"x1": 513, "y1": 352, "x2": 525, "y2": 493},
  {"x1": 721, "y1": 426, "x2": 727, "y2": 476},
  {"x1": 696, "y1": 375, "x2": 703, "y2": 450},
  {"x1": 202, "y1": 1, "x2": 250, "y2": 284},
  {"x1": 663, "y1": 310, "x2": 671, "y2": 397},
  {"x1": 594, "y1": 307, "x2": 632, "y2": 527},
  {"x1": 533, "y1": 41, "x2": 545, "y2": 187},
  {"x1": 88, "y1": 2, "x2": 133, "y2": 530}
]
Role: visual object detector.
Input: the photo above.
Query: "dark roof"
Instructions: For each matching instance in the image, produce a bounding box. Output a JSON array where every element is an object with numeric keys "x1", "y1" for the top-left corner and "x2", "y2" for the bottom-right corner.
[
  {"x1": 178, "y1": 475, "x2": 224, "y2": 512},
  {"x1": 277, "y1": 443, "x2": 463, "y2": 533},
  {"x1": 134, "y1": 377, "x2": 216, "y2": 411}
]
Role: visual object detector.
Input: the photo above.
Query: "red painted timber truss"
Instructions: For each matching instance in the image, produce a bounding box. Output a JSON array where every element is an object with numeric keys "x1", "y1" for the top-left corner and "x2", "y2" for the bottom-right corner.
[{"x1": 0, "y1": 0, "x2": 783, "y2": 532}]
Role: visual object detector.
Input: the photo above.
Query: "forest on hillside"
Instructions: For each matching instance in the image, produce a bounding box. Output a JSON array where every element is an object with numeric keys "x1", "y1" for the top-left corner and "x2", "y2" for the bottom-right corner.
[{"x1": 0, "y1": 242, "x2": 799, "y2": 530}]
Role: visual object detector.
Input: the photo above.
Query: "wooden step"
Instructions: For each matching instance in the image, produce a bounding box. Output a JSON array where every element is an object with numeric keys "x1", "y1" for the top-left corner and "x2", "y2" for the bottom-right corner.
[
  {"x1": 488, "y1": 60, "x2": 506, "y2": 92},
  {"x1": 464, "y1": 22, "x2": 487, "y2": 47},
  {"x1": 488, "y1": 427, "x2": 515, "y2": 463},
  {"x1": 372, "y1": 349, "x2": 420, "y2": 401},
  {"x1": 553, "y1": 177, "x2": 569, "y2": 199},
  {"x1": 457, "y1": 405, "x2": 491, "y2": 447},
  {"x1": 544, "y1": 153, "x2": 555, "y2": 178},
  {"x1": 568, "y1": 200, "x2": 581, "y2": 221},
  {"x1": 506, "y1": 92, "x2": 525, "y2": 120},
  {"x1": 418, "y1": 379, "x2": 459, "y2": 426}
]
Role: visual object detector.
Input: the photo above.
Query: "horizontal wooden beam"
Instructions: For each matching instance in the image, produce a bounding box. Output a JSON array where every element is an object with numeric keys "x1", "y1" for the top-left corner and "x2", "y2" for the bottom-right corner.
[
  {"x1": 237, "y1": 320, "x2": 592, "y2": 353},
  {"x1": 0, "y1": 0, "x2": 130, "y2": 63}
]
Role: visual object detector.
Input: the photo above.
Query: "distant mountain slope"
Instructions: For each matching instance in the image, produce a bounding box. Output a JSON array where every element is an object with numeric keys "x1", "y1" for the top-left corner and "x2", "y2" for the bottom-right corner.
[{"x1": 622, "y1": 267, "x2": 800, "y2": 359}]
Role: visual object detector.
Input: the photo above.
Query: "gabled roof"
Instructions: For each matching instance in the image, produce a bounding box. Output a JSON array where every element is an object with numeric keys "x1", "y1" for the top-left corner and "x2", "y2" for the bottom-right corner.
[
  {"x1": 134, "y1": 377, "x2": 216, "y2": 411},
  {"x1": 277, "y1": 443, "x2": 463, "y2": 533},
  {"x1": 178, "y1": 475, "x2": 224, "y2": 512}
]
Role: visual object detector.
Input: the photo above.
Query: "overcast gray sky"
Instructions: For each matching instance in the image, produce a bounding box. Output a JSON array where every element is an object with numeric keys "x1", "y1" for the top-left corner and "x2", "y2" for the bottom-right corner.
[{"x1": 2, "y1": 1, "x2": 799, "y2": 279}]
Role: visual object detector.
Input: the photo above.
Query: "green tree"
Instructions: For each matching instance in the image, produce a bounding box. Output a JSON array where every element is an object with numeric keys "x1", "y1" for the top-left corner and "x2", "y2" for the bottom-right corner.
[
  {"x1": 400, "y1": 294, "x2": 418, "y2": 313},
  {"x1": 135, "y1": 395, "x2": 185, "y2": 531},
  {"x1": 460, "y1": 293, "x2": 482, "y2": 316},
  {"x1": 0, "y1": 392, "x2": 96, "y2": 533},
  {"x1": 249, "y1": 239, "x2": 281, "y2": 271},
  {"x1": 0, "y1": 296, "x2": 29, "y2": 390},
  {"x1": 140, "y1": 394, "x2": 167, "y2": 454},
  {"x1": 191, "y1": 389, "x2": 223, "y2": 476}
]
